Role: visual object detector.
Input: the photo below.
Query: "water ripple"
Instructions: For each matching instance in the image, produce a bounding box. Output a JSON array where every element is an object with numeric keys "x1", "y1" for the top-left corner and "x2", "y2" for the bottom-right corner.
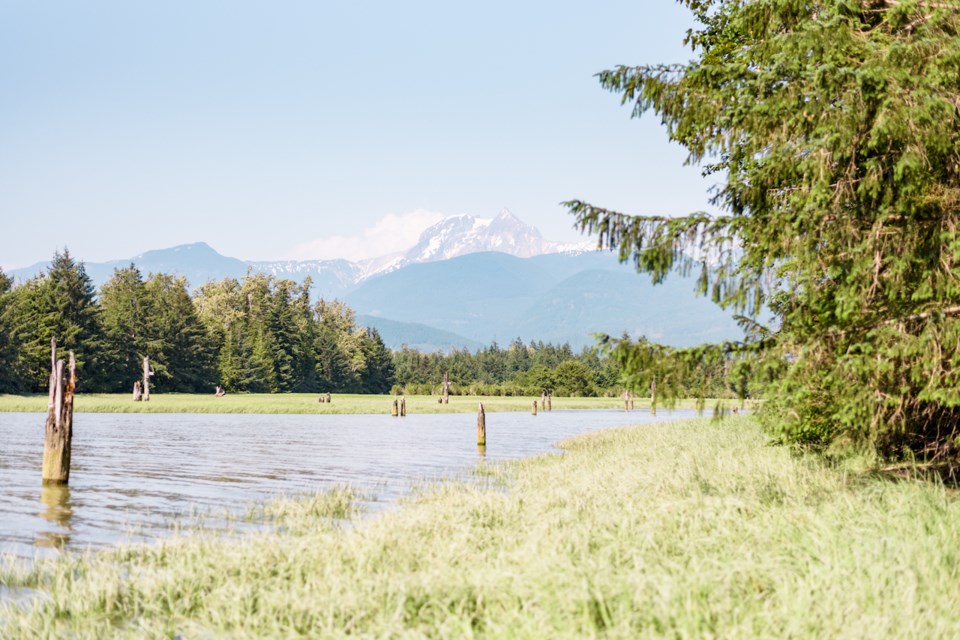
[{"x1": 0, "y1": 408, "x2": 694, "y2": 558}]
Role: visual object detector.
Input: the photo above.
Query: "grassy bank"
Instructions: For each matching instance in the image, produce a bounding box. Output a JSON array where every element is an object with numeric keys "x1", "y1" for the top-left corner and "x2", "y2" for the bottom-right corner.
[
  {"x1": 5, "y1": 416, "x2": 957, "y2": 638},
  {"x1": 0, "y1": 393, "x2": 671, "y2": 415}
]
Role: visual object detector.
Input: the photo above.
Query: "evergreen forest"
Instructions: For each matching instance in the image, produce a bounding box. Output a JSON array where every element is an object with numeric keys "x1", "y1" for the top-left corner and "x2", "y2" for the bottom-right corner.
[{"x1": 0, "y1": 250, "x2": 624, "y2": 397}]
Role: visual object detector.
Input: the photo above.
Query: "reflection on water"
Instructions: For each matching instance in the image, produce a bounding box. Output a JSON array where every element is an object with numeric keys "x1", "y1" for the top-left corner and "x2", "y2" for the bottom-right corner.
[
  {"x1": 36, "y1": 485, "x2": 72, "y2": 549},
  {"x1": 0, "y1": 408, "x2": 696, "y2": 559}
]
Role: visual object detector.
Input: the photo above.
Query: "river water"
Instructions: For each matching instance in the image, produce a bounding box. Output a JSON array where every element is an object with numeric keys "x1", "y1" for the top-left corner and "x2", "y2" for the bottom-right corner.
[{"x1": 0, "y1": 409, "x2": 695, "y2": 559}]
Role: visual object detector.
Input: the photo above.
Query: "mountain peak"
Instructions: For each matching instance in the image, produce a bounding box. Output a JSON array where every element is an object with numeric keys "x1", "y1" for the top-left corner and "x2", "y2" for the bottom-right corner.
[
  {"x1": 397, "y1": 210, "x2": 556, "y2": 267},
  {"x1": 134, "y1": 242, "x2": 221, "y2": 260}
]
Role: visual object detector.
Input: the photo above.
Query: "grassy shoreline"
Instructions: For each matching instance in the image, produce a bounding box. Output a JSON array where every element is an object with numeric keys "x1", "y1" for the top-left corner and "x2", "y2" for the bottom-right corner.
[
  {"x1": 3, "y1": 416, "x2": 959, "y2": 637},
  {"x1": 0, "y1": 393, "x2": 726, "y2": 415}
]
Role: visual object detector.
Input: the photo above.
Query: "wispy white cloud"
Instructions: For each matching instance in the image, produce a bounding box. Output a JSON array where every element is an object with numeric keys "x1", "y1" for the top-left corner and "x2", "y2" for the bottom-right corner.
[{"x1": 289, "y1": 209, "x2": 446, "y2": 262}]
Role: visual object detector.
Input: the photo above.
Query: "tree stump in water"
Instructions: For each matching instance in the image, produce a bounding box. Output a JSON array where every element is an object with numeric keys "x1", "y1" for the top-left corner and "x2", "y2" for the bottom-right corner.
[
  {"x1": 532, "y1": 400, "x2": 538, "y2": 416},
  {"x1": 547, "y1": 394, "x2": 552, "y2": 412},
  {"x1": 326, "y1": 392, "x2": 331, "y2": 403},
  {"x1": 133, "y1": 380, "x2": 142, "y2": 401},
  {"x1": 400, "y1": 396, "x2": 407, "y2": 417},
  {"x1": 391, "y1": 397, "x2": 399, "y2": 417},
  {"x1": 42, "y1": 339, "x2": 75, "y2": 485},
  {"x1": 477, "y1": 403, "x2": 486, "y2": 446}
]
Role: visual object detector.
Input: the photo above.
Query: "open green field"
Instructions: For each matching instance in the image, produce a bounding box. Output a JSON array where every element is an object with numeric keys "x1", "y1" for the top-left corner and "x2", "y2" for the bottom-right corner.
[
  {"x1": 0, "y1": 393, "x2": 690, "y2": 415},
  {"x1": 3, "y1": 416, "x2": 958, "y2": 638}
]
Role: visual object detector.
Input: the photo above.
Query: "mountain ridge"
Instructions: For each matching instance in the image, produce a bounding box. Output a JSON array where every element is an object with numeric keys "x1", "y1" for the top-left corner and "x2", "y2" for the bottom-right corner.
[{"x1": 5, "y1": 212, "x2": 745, "y2": 350}]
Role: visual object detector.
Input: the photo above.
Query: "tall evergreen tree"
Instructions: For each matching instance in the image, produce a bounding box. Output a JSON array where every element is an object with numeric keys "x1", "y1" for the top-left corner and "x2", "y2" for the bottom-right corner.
[
  {"x1": 566, "y1": 0, "x2": 960, "y2": 456},
  {"x1": 360, "y1": 327, "x2": 396, "y2": 393},
  {"x1": 8, "y1": 250, "x2": 104, "y2": 390},
  {"x1": 99, "y1": 265, "x2": 149, "y2": 392},
  {"x1": 0, "y1": 269, "x2": 18, "y2": 393},
  {"x1": 143, "y1": 273, "x2": 215, "y2": 392}
]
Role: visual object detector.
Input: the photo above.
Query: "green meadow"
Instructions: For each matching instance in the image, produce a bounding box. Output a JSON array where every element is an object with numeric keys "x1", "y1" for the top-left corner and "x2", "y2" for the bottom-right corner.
[
  {"x1": 0, "y1": 393, "x2": 668, "y2": 415},
  {"x1": 3, "y1": 416, "x2": 958, "y2": 638}
]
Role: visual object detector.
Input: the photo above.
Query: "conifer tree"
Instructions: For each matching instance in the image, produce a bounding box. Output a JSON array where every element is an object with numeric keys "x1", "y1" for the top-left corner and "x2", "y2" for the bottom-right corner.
[
  {"x1": 566, "y1": 0, "x2": 960, "y2": 456},
  {"x1": 0, "y1": 269, "x2": 18, "y2": 393},
  {"x1": 8, "y1": 250, "x2": 104, "y2": 390}
]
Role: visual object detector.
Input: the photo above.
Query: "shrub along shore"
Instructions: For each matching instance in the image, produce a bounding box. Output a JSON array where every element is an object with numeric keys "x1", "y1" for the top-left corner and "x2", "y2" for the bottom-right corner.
[{"x1": 3, "y1": 416, "x2": 959, "y2": 637}]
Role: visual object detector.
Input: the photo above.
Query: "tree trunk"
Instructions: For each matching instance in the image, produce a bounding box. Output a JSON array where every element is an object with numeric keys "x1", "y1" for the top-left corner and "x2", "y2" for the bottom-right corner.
[
  {"x1": 477, "y1": 403, "x2": 486, "y2": 446},
  {"x1": 42, "y1": 340, "x2": 75, "y2": 485},
  {"x1": 443, "y1": 372, "x2": 450, "y2": 404},
  {"x1": 142, "y1": 356, "x2": 153, "y2": 402},
  {"x1": 133, "y1": 380, "x2": 142, "y2": 401},
  {"x1": 651, "y1": 378, "x2": 657, "y2": 416}
]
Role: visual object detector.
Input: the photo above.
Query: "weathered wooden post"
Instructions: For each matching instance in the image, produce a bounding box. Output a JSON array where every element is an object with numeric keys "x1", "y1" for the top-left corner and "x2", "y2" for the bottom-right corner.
[
  {"x1": 540, "y1": 392, "x2": 546, "y2": 411},
  {"x1": 623, "y1": 390, "x2": 630, "y2": 411},
  {"x1": 326, "y1": 392, "x2": 331, "y2": 403},
  {"x1": 318, "y1": 393, "x2": 325, "y2": 403},
  {"x1": 132, "y1": 380, "x2": 142, "y2": 401},
  {"x1": 391, "y1": 397, "x2": 399, "y2": 417},
  {"x1": 477, "y1": 403, "x2": 486, "y2": 446},
  {"x1": 443, "y1": 372, "x2": 450, "y2": 404},
  {"x1": 42, "y1": 339, "x2": 75, "y2": 485},
  {"x1": 532, "y1": 400, "x2": 538, "y2": 416},
  {"x1": 142, "y1": 356, "x2": 153, "y2": 402},
  {"x1": 400, "y1": 396, "x2": 407, "y2": 417},
  {"x1": 650, "y1": 377, "x2": 657, "y2": 416},
  {"x1": 547, "y1": 393, "x2": 552, "y2": 411}
]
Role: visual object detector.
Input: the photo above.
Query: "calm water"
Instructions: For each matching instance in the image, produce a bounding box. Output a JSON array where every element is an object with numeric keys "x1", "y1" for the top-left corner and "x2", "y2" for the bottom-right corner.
[{"x1": 0, "y1": 409, "x2": 695, "y2": 558}]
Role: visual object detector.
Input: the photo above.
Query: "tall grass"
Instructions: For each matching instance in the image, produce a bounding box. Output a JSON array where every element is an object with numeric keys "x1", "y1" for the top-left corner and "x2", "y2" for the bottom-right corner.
[
  {"x1": 0, "y1": 393, "x2": 656, "y2": 415},
  {"x1": 3, "y1": 416, "x2": 959, "y2": 637}
]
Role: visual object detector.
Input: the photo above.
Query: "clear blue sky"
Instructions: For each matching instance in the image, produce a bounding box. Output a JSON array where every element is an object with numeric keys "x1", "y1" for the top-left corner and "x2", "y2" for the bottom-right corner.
[{"x1": 0, "y1": 1, "x2": 718, "y2": 270}]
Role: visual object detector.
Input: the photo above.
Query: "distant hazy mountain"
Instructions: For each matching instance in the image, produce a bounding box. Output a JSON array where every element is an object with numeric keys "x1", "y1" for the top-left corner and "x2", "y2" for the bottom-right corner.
[
  {"x1": 248, "y1": 258, "x2": 362, "y2": 298},
  {"x1": 345, "y1": 208, "x2": 589, "y2": 278},
  {"x1": 404, "y1": 208, "x2": 578, "y2": 263},
  {"x1": 7, "y1": 211, "x2": 746, "y2": 350},
  {"x1": 10, "y1": 242, "x2": 251, "y2": 290},
  {"x1": 8, "y1": 210, "x2": 588, "y2": 294},
  {"x1": 355, "y1": 315, "x2": 482, "y2": 352},
  {"x1": 345, "y1": 251, "x2": 745, "y2": 349}
]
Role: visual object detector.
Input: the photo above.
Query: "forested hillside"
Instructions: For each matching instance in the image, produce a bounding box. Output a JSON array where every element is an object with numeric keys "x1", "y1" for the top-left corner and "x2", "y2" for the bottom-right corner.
[{"x1": 0, "y1": 250, "x2": 625, "y2": 397}]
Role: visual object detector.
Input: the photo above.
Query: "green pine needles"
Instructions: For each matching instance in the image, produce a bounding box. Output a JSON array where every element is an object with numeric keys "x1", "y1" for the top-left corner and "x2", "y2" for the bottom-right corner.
[{"x1": 568, "y1": 0, "x2": 960, "y2": 459}]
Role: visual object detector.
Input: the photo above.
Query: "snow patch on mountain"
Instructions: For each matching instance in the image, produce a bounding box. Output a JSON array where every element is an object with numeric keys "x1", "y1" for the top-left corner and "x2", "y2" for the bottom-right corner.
[{"x1": 359, "y1": 208, "x2": 592, "y2": 277}]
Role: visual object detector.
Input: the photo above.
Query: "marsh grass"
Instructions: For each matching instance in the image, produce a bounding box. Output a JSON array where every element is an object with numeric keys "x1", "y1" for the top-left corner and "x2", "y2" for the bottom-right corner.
[
  {"x1": 0, "y1": 393, "x2": 725, "y2": 415},
  {"x1": 3, "y1": 416, "x2": 959, "y2": 638}
]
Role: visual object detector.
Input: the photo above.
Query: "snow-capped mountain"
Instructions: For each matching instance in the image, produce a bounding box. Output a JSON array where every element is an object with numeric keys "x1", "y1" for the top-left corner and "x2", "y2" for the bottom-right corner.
[
  {"x1": 8, "y1": 209, "x2": 592, "y2": 293},
  {"x1": 248, "y1": 258, "x2": 363, "y2": 293},
  {"x1": 407, "y1": 209, "x2": 554, "y2": 262},
  {"x1": 362, "y1": 208, "x2": 591, "y2": 277},
  {"x1": 5, "y1": 209, "x2": 746, "y2": 351}
]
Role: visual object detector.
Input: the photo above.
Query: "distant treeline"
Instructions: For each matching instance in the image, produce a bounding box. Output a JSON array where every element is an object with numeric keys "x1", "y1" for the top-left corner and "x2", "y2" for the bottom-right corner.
[{"x1": 0, "y1": 250, "x2": 623, "y2": 396}]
